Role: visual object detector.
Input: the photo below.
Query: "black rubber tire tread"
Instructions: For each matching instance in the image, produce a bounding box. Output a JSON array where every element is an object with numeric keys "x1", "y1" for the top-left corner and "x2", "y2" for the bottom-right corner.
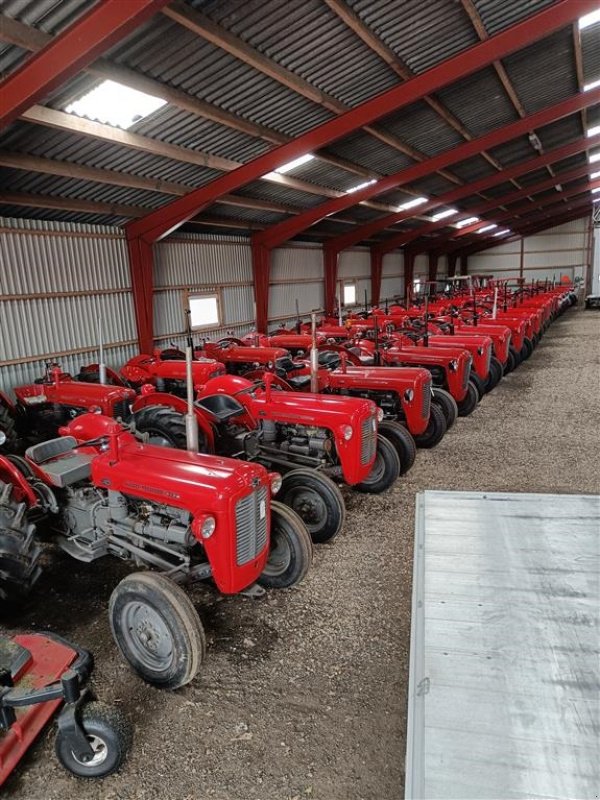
[
  {"x1": 258, "y1": 501, "x2": 313, "y2": 589},
  {"x1": 279, "y1": 468, "x2": 345, "y2": 544},
  {"x1": 133, "y1": 406, "x2": 189, "y2": 450},
  {"x1": 456, "y1": 381, "x2": 479, "y2": 417},
  {"x1": 55, "y1": 701, "x2": 131, "y2": 778},
  {"x1": 413, "y1": 402, "x2": 447, "y2": 449},
  {"x1": 431, "y1": 388, "x2": 458, "y2": 430},
  {"x1": 0, "y1": 405, "x2": 18, "y2": 454},
  {"x1": 522, "y1": 337, "x2": 534, "y2": 359},
  {"x1": 378, "y1": 419, "x2": 417, "y2": 474},
  {"x1": 506, "y1": 346, "x2": 520, "y2": 373},
  {"x1": 484, "y1": 356, "x2": 504, "y2": 393},
  {"x1": 0, "y1": 495, "x2": 42, "y2": 606},
  {"x1": 109, "y1": 572, "x2": 206, "y2": 689},
  {"x1": 469, "y1": 373, "x2": 486, "y2": 401},
  {"x1": 355, "y1": 434, "x2": 400, "y2": 494}
]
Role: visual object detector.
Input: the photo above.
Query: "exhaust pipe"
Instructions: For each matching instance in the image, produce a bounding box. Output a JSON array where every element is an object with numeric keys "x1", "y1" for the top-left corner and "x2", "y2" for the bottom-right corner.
[
  {"x1": 310, "y1": 312, "x2": 319, "y2": 393},
  {"x1": 185, "y1": 345, "x2": 199, "y2": 452},
  {"x1": 97, "y1": 316, "x2": 107, "y2": 385},
  {"x1": 492, "y1": 287, "x2": 498, "y2": 320}
]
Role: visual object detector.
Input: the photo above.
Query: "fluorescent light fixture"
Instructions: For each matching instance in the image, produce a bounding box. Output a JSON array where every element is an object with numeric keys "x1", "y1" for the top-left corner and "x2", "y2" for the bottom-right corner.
[
  {"x1": 584, "y1": 77, "x2": 600, "y2": 92},
  {"x1": 477, "y1": 224, "x2": 498, "y2": 234},
  {"x1": 528, "y1": 132, "x2": 543, "y2": 152},
  {"x1": 65, "y1": 79, "x2": 166, "y2": 129},
  {"x1": 587, "y1": 125, "x2": 600, "y2": 138},
  {"x1": 431, "y1": 208, "x2": 458, "y2": 221},
  {"x1": 494, "y1": 229, "x2": 512, "y2": 237},
  {"x1": 454, "y1": 216, "x2": 480, "y2": 228},
  {"x1": 592, "y1": 187, "x2": 600, "y2": 194},
  {"x1": 275, "y1": 153, "x2": 315, "y2": 174},
  {"x1": 579, "y1": 9, "x2": 600, "y2": 29},
  {"x1": 397, "y1": 196, "x2": 428, "y2": 211},
  {"x1": 554, "y1": 184, "x2": 563, "y2": 192},
  {"x1": 590, "y1": 151, "x2": 600, "y2": 163},
  {"x1": 345, "y1": 179, "x2": 377, "y2": 194},
  {"x1": 591, "y1": 170, "x2": 600, "y2": 179}
]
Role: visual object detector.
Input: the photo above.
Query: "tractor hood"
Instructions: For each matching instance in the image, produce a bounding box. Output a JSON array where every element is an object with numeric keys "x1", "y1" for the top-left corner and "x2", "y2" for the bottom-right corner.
[
  {"x1": 151, "y1": 359, "x2": 226, "y2": 382},
  {"x1": 330, "y1": 364, "x2": 431, "y2": 391},
  {"x1": 203, "y1": 343, "x2": 288, "y2": 363},
  {"x1": 15, "y1": 379, "x2": 135, "y2": 407}
]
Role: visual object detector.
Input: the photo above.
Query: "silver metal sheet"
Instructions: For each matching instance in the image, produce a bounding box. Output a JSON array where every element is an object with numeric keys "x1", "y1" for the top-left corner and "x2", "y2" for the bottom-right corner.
[{"x1": 407, "y1": 491, "x2": 600, "y2": 800}]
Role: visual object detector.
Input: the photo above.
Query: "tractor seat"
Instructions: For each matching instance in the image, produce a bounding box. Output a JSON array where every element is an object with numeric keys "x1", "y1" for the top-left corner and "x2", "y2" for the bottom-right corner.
[
  {"x1": 318, "y1": 351, "x2": 341, "y2": 370},
  {"x1": 287, "y1": 374, "x2": 312, "y2": 390},
  {"x1": 25, "y1": 436, "x2": 93, "y2": 488},
  {"x1": 274, "y1": 356, "x2": 296, "y2": 374},
  {"x1": 196, "y1": 394, "x2": 245, "y2": 422},
  {"x1": 0, "y1": 638, "x2": 32, "y2": 679}
]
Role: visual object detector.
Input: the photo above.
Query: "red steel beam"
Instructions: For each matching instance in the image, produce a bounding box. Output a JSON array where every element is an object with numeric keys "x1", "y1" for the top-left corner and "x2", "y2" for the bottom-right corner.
[
  {"x1": 125, "y1": 0, "x2": 593, "y2": 243},
  {"x1": 0, "y1": 0, "x2": 170, "y2": 130},
  {"x1": 256, "y1": 87, "x2": 599, "y2": 251},
  {"x1": 372, "y1": 130, "x2": 600, "y2": 256}
]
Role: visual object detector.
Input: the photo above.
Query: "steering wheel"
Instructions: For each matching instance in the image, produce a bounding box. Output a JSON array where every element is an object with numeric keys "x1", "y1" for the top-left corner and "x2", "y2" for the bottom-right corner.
[{"x1": 233, "y1": 380, "x2": 264, "y2": 396}]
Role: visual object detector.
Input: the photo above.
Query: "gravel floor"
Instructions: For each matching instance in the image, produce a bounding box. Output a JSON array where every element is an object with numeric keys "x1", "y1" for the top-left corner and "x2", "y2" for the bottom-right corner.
[{"x1": 2, "y1": 308, "x2": 599, "y2": 800}]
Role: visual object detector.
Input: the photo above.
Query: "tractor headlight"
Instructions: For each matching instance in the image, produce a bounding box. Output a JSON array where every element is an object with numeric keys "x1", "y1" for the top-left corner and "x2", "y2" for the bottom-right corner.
[
  {"x1": 267, "y1": 361, "x2": 274, "y2": 369},
  {"x1": 271, "y1": 473, "x2": 282, "y2": 495},
  {"x1": 477, "y1": 346, "x2": 484, "y2": 355},
  {"x1": 0, "y1": 431, "x2": 6, "y2": 447},
  {"x1": 376, "y1": 407, "x2": 384, "y2": 422},
  {"x1": 449, "y1": 359, "x2": 458, "y2": 372},
  {"x1": 200, "y1": 516, "x2": 216, "y2": 539},
  {"x1": 403, "y1": 389, "x2": 414, "y2": 403},
  {"x1": 341, "y1": 424, "x2": 353, "y2": 441}
]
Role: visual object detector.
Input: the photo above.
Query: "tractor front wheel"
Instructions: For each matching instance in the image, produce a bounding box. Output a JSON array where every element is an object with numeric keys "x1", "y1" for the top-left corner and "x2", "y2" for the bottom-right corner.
[
  {"x1": 432, "y1": 388, "x2": 458, "y2": 430},
  {"x1": 355, "y1": 435, "x2": 400, "y2": 494},
  {"x1": 279, "y1": 469, "x2": 345, "y2": 544},
  {"x1": 484, "y1": 356, "x2": 504, "y2": 393},
  {"x1": 378, "y1": 420, "x2": 417, "y2": 474},
  {"x1": 469, "y1": 374, "x2": 486, "y2": 401},
  {"x1": 414, "y1": 403, "x2": 447, "y2": 449},
  {"x1": 456, "y1": 381, "x2": 479, "y2": 417},
  {"x1": 55, "y1": 702, "x2": 131, "y2": 778},
  {"x1": 258, "y1": 501, "x2": 313, "y2": 588},
  {"x1": 109, "y1": 572, "x2": 206, "y2": 690}
]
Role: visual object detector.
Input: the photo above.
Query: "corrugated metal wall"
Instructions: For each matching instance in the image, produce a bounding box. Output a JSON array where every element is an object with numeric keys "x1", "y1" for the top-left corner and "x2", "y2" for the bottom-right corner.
[
  {"x1": 0, "y1": 217, "x2": 138, "y2": 395},
  {"x1": 467, "y1": 218, "x2": 590, "y2": 282}
]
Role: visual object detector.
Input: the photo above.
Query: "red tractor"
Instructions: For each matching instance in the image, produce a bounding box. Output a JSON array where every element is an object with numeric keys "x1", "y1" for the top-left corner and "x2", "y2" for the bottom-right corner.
[{"x1": 0, "y1": 413, "x2": 312, "y2": 689}]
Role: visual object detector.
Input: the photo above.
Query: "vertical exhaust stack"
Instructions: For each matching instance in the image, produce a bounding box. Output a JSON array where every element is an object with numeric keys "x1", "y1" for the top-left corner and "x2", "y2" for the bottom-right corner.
[
  {"x1": 185, "y1": 345, "x2": 199, "y2": 453},
  {"x1": 310, "y1": 311, "x2": 319, "y2": 394},
  {"x1": 295, "y1": 298, "x2": 301, "y2": 334},
  {"x1": 338, "y1": 281, "x2": 343, "y2": 327},
  {"x1": 97, "y1": 316, "x2": 107, "y2": 385},
  {"x1": 492, "y1": 287, "x2": 498, "y2": 320}
]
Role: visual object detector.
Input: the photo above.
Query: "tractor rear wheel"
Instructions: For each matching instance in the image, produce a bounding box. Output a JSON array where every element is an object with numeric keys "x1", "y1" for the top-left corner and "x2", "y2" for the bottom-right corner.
[
  {"x1": 279, "y1": 469, "x2": 345, "y2": 543},
  {"x1": 456, "y1": 381, "x2": 479, "y2": 417},
  {"x1": 134, "y1": 406, "x2": 189, "y2": 450},
  {"x1": 355, "y1": 435, "x2": 400, "y2": 494},
  {"x1": 378, "y1": 420, "x2": 416, "y2": 475},
  {"x1": 470, "y1": 373, "x2": 486, "y2": 401},
  {"x1": 506, "y1": 346, "x2": 520, "y2": 373},
  {"x1": 0, "y1": 490, "x2": 41, "y2": 607},
  {"x1": 520, "y1": 337, "x2": 533, "y2": 361},
  {"x1": 484, "y1": 356, "x2": 504, "y2": 393},
  {"x1": 414, "y1": 403, "x2": 447, "y2": 449},
  {"x1": 258, "y1": 501, "x2": 313, "y2": 588},
  {"x1": 431, "y1": 388, "x2": 458, "y2": 430},
  {"x1": 109, "y1": 572, "x2": 206, "y2": 690},
  {"x1": 0, "y1": 405, "x2": 18, "y2": 454}
]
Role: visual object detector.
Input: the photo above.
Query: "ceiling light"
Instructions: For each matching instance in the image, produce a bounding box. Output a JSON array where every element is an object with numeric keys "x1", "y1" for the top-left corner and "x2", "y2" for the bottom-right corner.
[
  {"x1": 579, "y1": 9, "x2": 600, "y2": 29},
  {"x1": 274, "y1": 153, "x2": 315, "y2": 174},
  {"x1": 431, "y1": 208, "x2": 458, "y2": 221},
  {"x1": 397, "y1": 196, "x2": 428, "y2": 211},
  {"x1": 528, "y1": 132, "x2": 543, "y2": 152},
  {"x1": 455, "y1": 216, "x2": 480, "y2": 228},
  {"x1": 590, "y1": 152, "x2": 600, "y2": 163},
  {"x1": 65, "y1": 79, "x2": 166, "y2": 129},
  {"x1": 587, "y1": 125, "x2": 600, "y2": 138},
  {"x1": 555, "y1": 184, "x2": 563, "y2": 192},
  {"x1": 592, "y1": 187, "x2": 600, "y2": 194},
  {"x1": 477, "y1": 224, "x2": 498, "y2": 233},
  {"x1": 584, "y1": 77, "x2": 600, "y2": 92},
  {"x1": 591, "y1": 170, "x2": 600, "y2": 179},
  {"x1": 494, "y1": 229, "x2": 511, "y2": 237},
  {"x1": 346, "y1": 179, "x2": 377, "y2": 194}
]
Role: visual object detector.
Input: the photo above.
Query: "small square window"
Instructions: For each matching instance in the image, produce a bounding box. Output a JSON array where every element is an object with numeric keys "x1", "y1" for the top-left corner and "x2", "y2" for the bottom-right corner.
[
  {"x1": 343, "y1": 282, "x2": 356, "y2": 306},
  {"x1": 188, "y1": 293, "x2": 221, "y2": 329}
]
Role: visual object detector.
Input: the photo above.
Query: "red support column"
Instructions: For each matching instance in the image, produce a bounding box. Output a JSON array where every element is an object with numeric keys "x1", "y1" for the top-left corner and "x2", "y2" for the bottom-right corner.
[
  {"x1": 459, "y1": 253, "x2": 469, "y2": 276},
  {"x1": 370, "y1": 249, "x2": 383, "y2": 308},
  {"x1": 251, "y1": 240, "x2": 271, "y2": 333},
  {"x1": 324, "y1": 245, "x2": 339, "y2": 317},
  {"x1": 126, "y1": 236, "x2": 155, "y2": 353},
  {"x1": 447, "y1": 252, "x2": 458, "y2": 277},
  {"x1": 404, "y1": 250, "x2": 415, "y2": 306},
  {"x1": 428, "y1": 251, "x2": 439, "y2": 283}
]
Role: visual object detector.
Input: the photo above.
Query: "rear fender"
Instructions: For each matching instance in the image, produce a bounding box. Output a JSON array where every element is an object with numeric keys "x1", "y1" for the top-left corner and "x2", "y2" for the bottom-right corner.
[
  {"x1": 0, "y1": 455, "x2": 38, "y2": 507},
  {"x1": 79, "y1": 363, "x2": 126, "y2": 386},
  {"x1": 132, "y1": 392, "x2": 216, "y2": 449},
  {"x1": 0, "y1": 391, "x2": 15, "y2": 414}
]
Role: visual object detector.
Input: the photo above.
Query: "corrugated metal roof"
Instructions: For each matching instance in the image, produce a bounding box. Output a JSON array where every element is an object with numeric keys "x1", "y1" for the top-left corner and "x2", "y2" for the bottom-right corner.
[
  {"x1": 329, "y1": 131, "x2": 415, "y2": 175},
  {"x1": 473, "y1": 0, "x2": 557, "y2": 36},
  {"x1": 380, "y1": 101, "x2": 465, "y2": 158},
  {"x1": 488, "y1": 135, "x2": 536, "y2": 169},
  {"x1": 449, "y1": 156, "x2": 498, "y2": 184},
  {"x1": 201, "y1": 206, "x2": 287, "y2": 226},
  {"x1": 581, "y1": 21, "x2": 600, "y2": 83},
  {"x1": 0, "y1": 42, "x2": 28, "y2": 79},
  {"x1": 0, "y1": 0, "x2": 95, "y2": 32},
  {"x1": 234, "y1": 181, "x2": 329, "y2": 209},
  {"x1": 0, "y1": 204, "x2": 128, "y2": 227}
]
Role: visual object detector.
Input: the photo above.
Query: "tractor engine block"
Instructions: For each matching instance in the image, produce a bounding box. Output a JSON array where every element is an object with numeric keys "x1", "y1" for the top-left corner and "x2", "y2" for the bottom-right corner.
[
  {"x1": 261, "y1": 420, "x2": 334, "y2": 461},
  {"x1": 335, "y1": 388, "x2": 400, "y2": 418}
]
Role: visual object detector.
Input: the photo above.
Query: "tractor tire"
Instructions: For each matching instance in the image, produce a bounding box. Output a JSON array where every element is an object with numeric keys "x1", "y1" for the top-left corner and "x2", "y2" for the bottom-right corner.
[
  {"x1": 506, "y1": 346, "x2": 520, "y2": 373},
  {"x1": 378, "y1": 420, "x2": 417, "y2": 475},
  {"x1": 431, "y1": 388, "x2": 458, "y2": 430},
  {"x1": 279, "y1": 469, "x2": 345, "y2": 544},
  {"x1": 520, "y1": 337, "x2": 534, "y2": 361},
  {"x1": 456, "y1": 381, "x2": 479, "y2": 417},
  {"x1": 484, "y1": 356, "x2": 504, "y2": 393},
  {"x1": 355, "y1": 434, "x2": 400, "y2": 494},
  {"x1": 55, "y1": 701, "x2": 131, "y2": 778},
  {"x1": 258, "y1": 501, "x2": 313, "y2": 589},
  {"x1": 470, "y1": 373, "x2": 486, "y2": 401},
  {"x1": 134, "y1": 406, "x2": 189, "y2": 450},
  {"x1": 109, "y1": 572, "x2": 206, "y2": 690},
  {"x1": 413, "y1": 403, "x2": 447, "y2": 449},
  {"x1": 0, "y1": 492, "x2": 42, "y2": 607},
  {"x1": 0, "y1": 405, "x2": 18, "y2": 454}
]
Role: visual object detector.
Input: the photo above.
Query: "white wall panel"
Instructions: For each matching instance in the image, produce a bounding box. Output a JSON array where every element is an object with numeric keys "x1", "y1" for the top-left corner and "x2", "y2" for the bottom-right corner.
[
  {"x1": 270, "y1": 245, "x2": 323, "y2": 281},
  {"x1": 382, "y1": 252, "x2": 403, "y2": 277},
  {"x1": 338, "y1": 249, "x2": 370, "y2": 278}
]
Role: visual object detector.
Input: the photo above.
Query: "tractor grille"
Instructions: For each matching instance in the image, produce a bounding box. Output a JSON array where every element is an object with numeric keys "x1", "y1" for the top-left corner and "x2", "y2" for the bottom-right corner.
[
  {"x1": 360, "y1": 416, "x2": 377, "y2": 466},
  {"x1": 422, "y1": 379, "x2": 432, "y2": 419},
  {"x1": 462, "y1": 358, "x2": 471, "y2": 391},
  {"x1": 485, "y1": 348, "x2": 492, "y2": 374},
  {"x1": 112, "y1": 400, "x2": 131, "y2": 422},
  {"x1": 235, "y1": 486, "x2": 268, "y2": 566}
]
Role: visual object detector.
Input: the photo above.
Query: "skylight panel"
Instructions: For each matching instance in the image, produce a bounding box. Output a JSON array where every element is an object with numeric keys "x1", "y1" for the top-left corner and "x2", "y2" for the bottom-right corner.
[
  {"x1": 493, "y1": 229, "x2": 512, "y2": 237},
  {"x1": 579, "y1": 9, "x2": 600, "y2": 29},
  {"x1": 65, "y1": 80, "x2": 166, "y2": 129},
  {"x1": 275, "y1": 154, "x2": 315, "y2": 174},
  {"x1": 587, "y1": 125, "x2": 600, "y2": 138},
  {"x1": 477, "y1": 224, "x2": 498, "y2": 234},
  {"x1": 590, "y1": 151, "x2": 600, "y2": 163},
  {"x1": 431, "y1": 208, "x2": 458, "y2": 221},
  {"x1": 591, "y1": 170, "x2": 600, "y2": 179},
  {"x1": 583, "y1": 77, "x2": 600, "y2": 92},
  {"x1": 397, "y1": 196, "x2": 428, "y2": 211},
  {"x1": 345, "y1": 179, "x2": 377, "y2": 194},
  {"x1": 592, "y1": 187, "x2": 600, "y2": 194},
  {"x1": 454, "y1": 216, "x2": 480, "y2": 229}
]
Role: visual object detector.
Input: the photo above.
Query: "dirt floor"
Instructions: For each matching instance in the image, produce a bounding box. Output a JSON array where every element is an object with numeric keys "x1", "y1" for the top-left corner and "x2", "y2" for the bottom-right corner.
[{"x1": 2, "y1": 308, "x2": 599, "y2": 800}]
